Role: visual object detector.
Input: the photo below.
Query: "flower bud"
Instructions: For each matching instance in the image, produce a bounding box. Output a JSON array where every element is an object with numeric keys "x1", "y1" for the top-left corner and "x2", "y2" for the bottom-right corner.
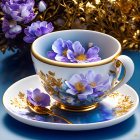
[{"x1": 38, "y1": 1, "x2": 47, "y2": 12}]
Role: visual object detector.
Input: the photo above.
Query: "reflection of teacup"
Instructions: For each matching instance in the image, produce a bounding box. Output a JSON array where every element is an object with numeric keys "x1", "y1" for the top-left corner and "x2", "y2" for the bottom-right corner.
[{"x1": 31, "y1": 30, "x2": 134, "y2": 112}]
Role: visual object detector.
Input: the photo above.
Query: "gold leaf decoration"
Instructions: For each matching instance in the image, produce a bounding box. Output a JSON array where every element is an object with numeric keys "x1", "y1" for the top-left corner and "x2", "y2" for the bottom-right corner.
[
  {"x1": 38, "y1": 70, "x2": 63, "y2": 95},
  {"x1": 10, "y1": 92, "x2": 27, "y2": 109},
  {"x1": 18, "y1": 92, "x2": 25, "y2": 99},
  {"x1": 109, "y1": 92, "x2": 134, "y2": 117}
]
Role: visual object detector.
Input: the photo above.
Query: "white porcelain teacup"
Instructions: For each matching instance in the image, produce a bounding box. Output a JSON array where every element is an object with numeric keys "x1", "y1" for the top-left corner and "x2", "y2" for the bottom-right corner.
[{"x1": 31, "y1": 30, "x2": 134, "y2": 112}]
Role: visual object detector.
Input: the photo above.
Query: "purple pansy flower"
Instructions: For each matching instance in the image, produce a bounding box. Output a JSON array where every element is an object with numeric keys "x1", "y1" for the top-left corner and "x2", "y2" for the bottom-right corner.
[
  {"x1": 27, "y1": 88, "x2": 50, "y2": 107},
  {"x1": 65, "y1": 74, "x2": 93, "y2": 100},
  {"x1": 2, "y1": 18, "x2": 22, "y2": 38},
  {"x1": 1, "y1": 0, "x2": 36, "y2": 24},
  {"x1": 47, "y1": 38, "x2": 72, "y2": 62},
  {"x1": 65, "y1": 70, "x2": 112, "y2": 101},
  {"x1": 67, "y1": 41, "x2": 101, "y2": 63},
  {"x1": 23, "y1": 21, "x2": 54, "y2": 43},
  {"x1": 86, "y1": 70, "x2": 111, "y2": 97},
  {"x1": 38, "y1": 0, "x2": 47, "y2": 12}
]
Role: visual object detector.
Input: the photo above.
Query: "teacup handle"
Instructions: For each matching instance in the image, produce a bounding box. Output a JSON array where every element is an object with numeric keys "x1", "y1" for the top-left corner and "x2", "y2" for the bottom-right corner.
[{"x1": 111, "y1": 55, "x2": 134, "y2": 93}]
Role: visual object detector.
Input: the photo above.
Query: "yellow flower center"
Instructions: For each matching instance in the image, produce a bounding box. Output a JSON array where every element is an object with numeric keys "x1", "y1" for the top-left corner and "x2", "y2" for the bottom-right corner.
[
  {"x1": 76, "y1": 54, "x2": 87, "y2": 61},
  {"x1": 90, "y1": 82, "x2": 97, "y2": 87},
  {"x1": 63, "y1": 49, "x2": 67, "y2": 56},
  {"x1": 75, "y1": 82, "x2": 85, "y2": 92}
]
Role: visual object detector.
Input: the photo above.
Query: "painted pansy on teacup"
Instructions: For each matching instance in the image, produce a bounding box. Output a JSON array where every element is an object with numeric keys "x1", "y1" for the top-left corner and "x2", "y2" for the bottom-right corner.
[
  {"x1": 38, "y1": 70, "x2": 114, "y2": 106},
  {"x1": 47, "y1": 38, "x2": 101, "y2": 63}
]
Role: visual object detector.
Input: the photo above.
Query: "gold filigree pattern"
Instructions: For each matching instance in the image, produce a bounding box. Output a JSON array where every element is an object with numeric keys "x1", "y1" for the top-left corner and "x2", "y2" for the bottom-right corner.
[
  {"x1": 109, "y1": 92, "x2": 134, "y2": 117},
  {"x1": 10, "y1": 92, "x2": 27, "y2": 109},
  {"x1": 10, "y1": 91, "x2": 134, "y2": 118},
  {"x1": 133, "y1": 133, "x2": 138, "y2": 138},
  {"x1": 38, "y1": 70, "x2": 63, "y2": 95}
]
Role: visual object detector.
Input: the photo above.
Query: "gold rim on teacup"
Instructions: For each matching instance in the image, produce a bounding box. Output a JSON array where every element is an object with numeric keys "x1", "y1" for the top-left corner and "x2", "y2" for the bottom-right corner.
[{"x1": 31, "y1": 30, "x2": 122, "y2": 68}]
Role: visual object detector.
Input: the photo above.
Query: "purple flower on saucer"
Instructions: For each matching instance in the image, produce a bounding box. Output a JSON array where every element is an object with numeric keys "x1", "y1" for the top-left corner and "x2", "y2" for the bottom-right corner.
[
  {"x1": 65, "y1": 74, "x2": 93, "y2": 101},
  {"x1": 23, "y1": 21, "x2": 54, "y2": 43},
  {"x1": 47, "y1": 38, "x2": 72, "y2": 62},
  {"x1": 27, "y1": 88, "x2": 50, "y2": 107},
  {"x1": 67, "y1": 41, "x2": 101, "y2": 63}
]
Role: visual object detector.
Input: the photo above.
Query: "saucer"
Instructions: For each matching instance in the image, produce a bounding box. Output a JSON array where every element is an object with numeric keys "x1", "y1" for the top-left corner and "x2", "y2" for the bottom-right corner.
[{"x1": 3, "y1": 75, "x2": 139, "y2": 131}]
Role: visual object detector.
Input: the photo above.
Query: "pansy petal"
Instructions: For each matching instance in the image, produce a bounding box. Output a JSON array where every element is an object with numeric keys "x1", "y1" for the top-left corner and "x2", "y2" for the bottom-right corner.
[
  {"x1": 69, "y1": 74, "x2": 82, "y2": 85},
  {"x1": 40, "y1": 26, "x2": 49, "y2": 34},
  {"x1": 47, "y1": 51, "x2": 56, "y2": 60},
  {"x1": 92, "y1": 91, "x2": 104, "y2": 98},
  {"x1": 103, "y1": 77, "x2": 110, "y2": 85},
  {"x1": 67, "y1": 40, "x2": 73, "y2": 50},
  {"x1": 63, "y1": 40, "x2": 69, "y2": 50},
  {"x1": 86, "y1": 46, "x2": 100, "y2": 59},
  {"x1": 52, "y1": 38, "x2": 64, "y2": 54},
  {"x1": 27, "y1": 95, "x2": 38, "y2": 106},
  {"x1": 23, "y1": 36, "x2": 36, "y2": 43},
  {"x1": 32, "y1": 88, "x2": 41, "y2": 100},
  {"x1": 55, "y1": 54, "x2": 70, "y2": 62},
  {"x1": 101, "y1": 77, "x2": 111, "y2": 91},
  {"x1": 24, "y1": 27, "x2": 30, "y2": 36},
  {"x1": 9, "y1": 25, "x2": 22, "y2": 34},
  {"x1": 40, "y1": 21, "x2": 47, "y2": 27},
  {"x1": 66, "y1": 89, "x2": 77, "y2": 95},
  {"x1": 39, "y1": 93, "x2": 50, "y2": 107},
  {"x1": 72, "y1": 41, "x2": 85, "y2": 54},
  {"x1": 78, "y1": 94, "x2": 88, "y2": 101},
  {"x1": 27, "y1": 90, "x2": 32, "y2": 97},
  {"x1": 65, "y1": 81, "x2": 75, "y2": 89},
  {"x1": 67, "y1": 49, "x2": 75, "y2": 60},
  {"x1": 87, "y1": 56, "x2": 101, "y2": 62},
  {"x1": 94, "y1": 74, "x2": 102, "y2": 84},
  {"x1": 86, "y1": 70, "x2": 95, "y2": 83},
  {"x1": 95, "y1": 85, "x2": 104, "y2": 91},
  {"x1": 35, "y1": 28, "x2": 42, "y2": 37},
  {"x1": 81, "y1": 79, "x2": 88, "y2": 87},
  {"x1": 46, "y1": 22, "x2": 54, "y2": 33},
  {"x1": 81, "y1": 86, "x2": 93, "y2": 95},
  {"x1": 40, "y1": 22, "x2": 54, "y2": 34},
  {"x1": 80, "y1": 74, "x2": 85, "y2": 80}
]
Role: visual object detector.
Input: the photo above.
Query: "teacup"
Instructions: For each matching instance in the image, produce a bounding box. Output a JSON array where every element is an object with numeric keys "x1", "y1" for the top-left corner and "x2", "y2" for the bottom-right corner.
[{"x1": 31, "y1": 30, "x2": 134, "y2": 112}]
